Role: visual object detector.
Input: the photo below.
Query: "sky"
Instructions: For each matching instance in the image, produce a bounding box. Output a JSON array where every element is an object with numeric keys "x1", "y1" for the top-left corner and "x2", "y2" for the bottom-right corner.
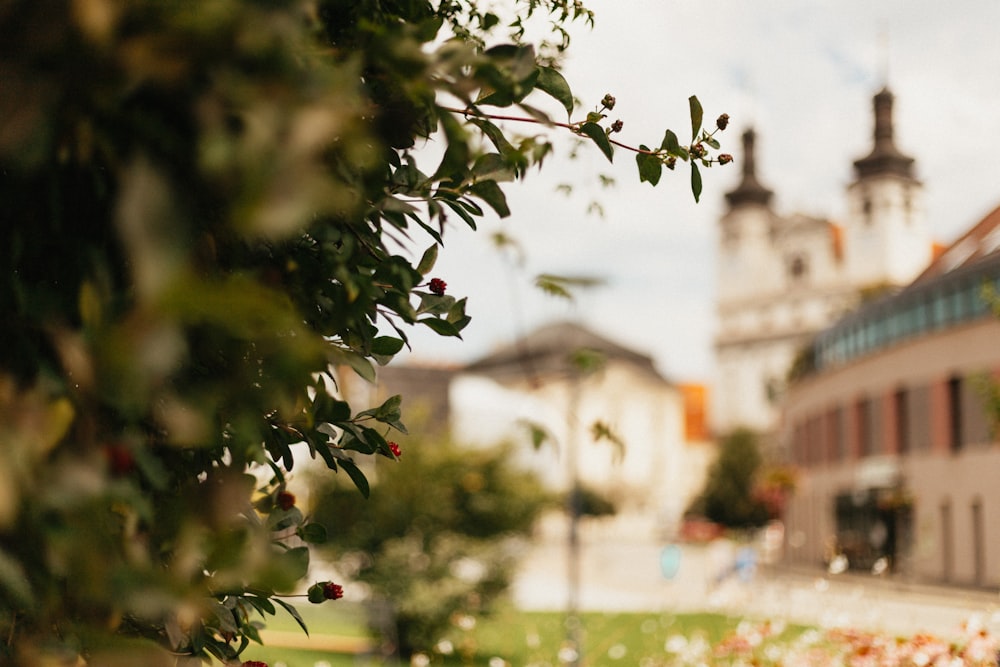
[{"x1": 395, "y1": 0, "x2": 1000, "y2": 384}]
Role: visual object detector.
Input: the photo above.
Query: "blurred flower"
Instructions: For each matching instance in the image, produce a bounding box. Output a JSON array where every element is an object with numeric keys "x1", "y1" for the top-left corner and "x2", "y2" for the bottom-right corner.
[{"x1": 276, "y1": 491, "x2": 296, "y2": 511}]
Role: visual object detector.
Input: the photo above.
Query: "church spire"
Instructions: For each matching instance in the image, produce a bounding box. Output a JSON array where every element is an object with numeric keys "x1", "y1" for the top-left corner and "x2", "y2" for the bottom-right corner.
[
  {"x1": 852, "y1": 87, "x2": 916, "y2": 180},
  {"x1": 725, "y1": 128, "x2": 774, "y2": 208}
]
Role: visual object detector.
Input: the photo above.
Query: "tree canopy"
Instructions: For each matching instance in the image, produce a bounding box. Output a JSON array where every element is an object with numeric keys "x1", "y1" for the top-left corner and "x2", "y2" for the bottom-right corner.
[
  {"x1": 0, "y1": 0, "x2": 728, "y2": 663},
  {"x1": 688, "y1": 428, "x2": 770, "y2": 531}
]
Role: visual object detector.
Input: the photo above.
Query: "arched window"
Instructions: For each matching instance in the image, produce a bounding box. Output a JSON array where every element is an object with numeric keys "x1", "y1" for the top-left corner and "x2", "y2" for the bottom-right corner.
[{"x1": 788, "y1": 254, "x2": 808, "y2": 282}]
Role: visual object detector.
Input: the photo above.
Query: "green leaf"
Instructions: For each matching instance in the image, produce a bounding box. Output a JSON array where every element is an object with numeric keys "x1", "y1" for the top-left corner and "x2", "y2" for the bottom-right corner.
[
  {"x1": 337, "y1": 458, "x2": 370, "y2": 498},
  {"x1": 419, "y1": 317, "x2": 462, "y2": 337},
  {"x1": 209, "y1": 602, "x2": 239, "y2": 634},
  {"x1": 689, "y1": 95, "x2": 703, "y2": 142},
  {"x1": 578, "y1": 122, "x2": 613, "y2": 162},
  {"x1": 328, "y1": 347, "x2": 376, "y2": 383},
  {"x1": 279, "y1": 547, "x2": 310, "y2": 584},
  {"x1": 297, "y1": 523, "x2": 328, "y2": 544},
  {"x1": 691, "y1": 161, "x2": 703, "y2": 203},
  {"x1": 432, "y1": 112, "x2": 471, "y2": 181},
  {"x1": 447, "y1": 297, "x2": 470, "y2": 329},
  {"x1": 313, "y1": 391, "x2": 351, "y2": 423},
  {"x1": 472, "y1": 153, "x2": 515, "y2": 182},
  {"x1": 519, "y1": 419, "x2": 555, "y2": 452},
  {"x1": 375, "y1": 394, "x2": 402, "y2": 420},
  {"x1": 469, "y1": 180, "x2": 510, "y2": 218},
  {"x1": 371, "y1": 336, "x2": 404, "y2": 356},
  {"x1": 635, "y1": 148, "x2": 662, "y2": 186},
  {"x1": 661, "y1": 129, "x2": 681, "y2": 155},
  {"x1": 274, "y1": 598, "x2": 309, "y2": 636},
  {"x1": 416, "y1": 244, "x2": 438, "y2": 275},
  {"x1": 469, "y1": 118, "x2": 517, "y2": 160},
  {"x1": 535, "y1": 66, "x2": 574, "y2": 118},
  {"x1": 307, "y1": 583, "x2": 327, "y2": 604},
  {"x1": 247, "y1": 595, "x2": 276, "y2": 617},
  {"x1": 439, "y1": 197, "x2": 478, "y2": 229},
  {"x1": 416, "y1": 292, "x2": 456, "y2": 315}
]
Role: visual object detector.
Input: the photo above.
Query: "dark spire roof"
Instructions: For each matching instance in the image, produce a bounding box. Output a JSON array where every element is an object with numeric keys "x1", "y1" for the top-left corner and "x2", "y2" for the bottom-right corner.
[
  {"x1": 725, "y1": 128, "x2": 774, "y2": 208},
  {"x1": 852, "y1": 87, "x2": 916, "y2": 180}
]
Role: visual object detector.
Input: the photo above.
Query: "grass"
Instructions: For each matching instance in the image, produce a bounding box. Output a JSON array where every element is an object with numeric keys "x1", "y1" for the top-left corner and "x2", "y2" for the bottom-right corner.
[{"x1": 237, "y1": 602, "x2": 809, "y2": 666}]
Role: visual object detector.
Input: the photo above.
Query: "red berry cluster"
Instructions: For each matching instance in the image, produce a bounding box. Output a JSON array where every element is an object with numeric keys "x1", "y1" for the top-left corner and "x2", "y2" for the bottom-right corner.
[
  {"x1": 104, "y1": 443, "x2": 135, "y2": 476},
  {"x1": 242, "y1": 661, "x2": 269, "y2": 667},
  {"x1": 428, "y1": 277, "x2": 447, "y2": 295},
  {"x1": 277, "y1": 491, "x2": 296, "y2": 511},
  {"x1": 388, "y1": 441, "x2": 401, "y2": 458},
  {"x1": 323, "y1": 582, "x2": 344, "y2": 600}
]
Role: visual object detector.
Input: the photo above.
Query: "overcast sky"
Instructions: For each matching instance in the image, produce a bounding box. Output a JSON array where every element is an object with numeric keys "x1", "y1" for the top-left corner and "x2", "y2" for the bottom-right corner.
[{"x1": 395, "y1": 0, "x2": 1000, "y2": 384}]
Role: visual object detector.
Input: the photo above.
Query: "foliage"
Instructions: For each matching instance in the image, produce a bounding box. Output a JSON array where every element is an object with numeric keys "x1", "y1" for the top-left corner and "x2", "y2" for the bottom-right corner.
[
  {"x1": 687, "y1": 429, "x2": 770, "y2": 530},
  {"x1": 310, "y1": 436, "x2": 551, "y2": 657},
  {"x1": 0, "y1": 0, "x2": 726, "y2": 663}
]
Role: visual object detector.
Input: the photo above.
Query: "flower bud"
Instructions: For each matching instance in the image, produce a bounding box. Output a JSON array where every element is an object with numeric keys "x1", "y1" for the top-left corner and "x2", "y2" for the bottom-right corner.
[
  {"x1": 610, "y1": 119, "x2": 623, "y2": 133},
  {"x1": 323, "y1": 582, "x2": 344, "y2": 600},
  {"x1": 666, "y1": 156, "x2": 677, "y2": 170},
  {"x1": 718, "y1": 153, "x2": 734, "y2": 165},
  {"x1": 716, "y1": 113, "x2": 730, "y2": 131},
  {"x1": 429, "y1": 278, "x2": 447, "y2": 295},
  {"x1": 601, "y1": 93, "x2": 616, "y2": 110}
]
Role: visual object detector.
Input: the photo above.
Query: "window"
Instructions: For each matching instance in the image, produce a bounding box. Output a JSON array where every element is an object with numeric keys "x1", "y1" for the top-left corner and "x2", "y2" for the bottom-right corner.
[
  {"x1": 788, "y1": 254, "x2": 808, "y2": 282},
  {"x1": 948, "y1": 376, "x2": 963, "y2": 452},
  {"x1": 826, "y1": 407, "x2": 845, "y2": 463},
  {"x1": 894, "y1": 388, "x2": 910, "y2": 455},
  {"x1": 856, "y1": 398, "x2": 873, "y2": 458}
]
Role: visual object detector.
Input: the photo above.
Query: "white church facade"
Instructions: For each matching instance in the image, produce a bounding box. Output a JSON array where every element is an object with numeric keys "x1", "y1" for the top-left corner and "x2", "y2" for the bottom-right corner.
[{"x1": 713, "y1": 88, "x2": 934, "y2": 436}]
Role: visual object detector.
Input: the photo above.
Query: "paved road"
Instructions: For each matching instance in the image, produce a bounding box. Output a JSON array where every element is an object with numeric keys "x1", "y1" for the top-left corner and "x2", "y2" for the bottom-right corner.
[{"x1": 511, "y1": 521, "x2": 1000, "y2": 639}]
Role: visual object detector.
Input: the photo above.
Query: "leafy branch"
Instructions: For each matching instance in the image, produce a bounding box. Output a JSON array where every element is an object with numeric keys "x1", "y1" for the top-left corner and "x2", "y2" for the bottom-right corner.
[{"x1": 440, "y1": 93, "x2": 732, "y2": 202}]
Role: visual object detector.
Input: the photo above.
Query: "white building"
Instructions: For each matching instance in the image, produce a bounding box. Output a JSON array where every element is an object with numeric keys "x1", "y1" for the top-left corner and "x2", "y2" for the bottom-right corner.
[
  {"x1": 714, "y1": 88, "x2": 933, "y2": 435},
  {"x1": 452, "y1": 321, "x2": 714, "y2": 534}
]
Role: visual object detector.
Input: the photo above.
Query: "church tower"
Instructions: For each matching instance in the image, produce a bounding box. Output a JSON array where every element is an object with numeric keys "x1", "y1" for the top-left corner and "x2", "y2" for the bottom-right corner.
[
  {"x1": 714, "y1": 129, "x2": 789, "y2": 434},
  {"x1": 844, "y1": 88, "x2": 931, "y2": 287},
  {"x1": 717, "y1": 129, "x2": 778, "y2": 305}
]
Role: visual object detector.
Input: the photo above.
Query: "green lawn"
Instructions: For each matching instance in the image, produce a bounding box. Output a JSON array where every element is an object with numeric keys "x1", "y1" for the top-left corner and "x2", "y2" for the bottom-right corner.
[{"x1": 237, "y1": 602, "x2": 807, "y2": 666}]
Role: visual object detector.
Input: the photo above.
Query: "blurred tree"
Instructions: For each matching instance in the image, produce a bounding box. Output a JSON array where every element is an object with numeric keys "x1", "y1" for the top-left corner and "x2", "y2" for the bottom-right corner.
[
  {"x1": 311, "y1": 437, "x2": 550, "y2": 657},
  {"x1": 688, "y1": 428, "x2": 770, "y2": 530},
  {"x1": 0, "y1": 0, "x2": 727, "y2": 663}
]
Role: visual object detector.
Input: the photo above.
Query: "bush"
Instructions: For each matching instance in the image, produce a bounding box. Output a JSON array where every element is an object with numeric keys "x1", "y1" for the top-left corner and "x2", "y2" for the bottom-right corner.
[{"x1": 311, "y1": 437, "x2": 552, "y2": 657}]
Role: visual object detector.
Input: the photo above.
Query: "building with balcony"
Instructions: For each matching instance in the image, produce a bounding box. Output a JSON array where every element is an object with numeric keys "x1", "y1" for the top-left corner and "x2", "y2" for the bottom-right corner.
[{"x1": 781, "y1": 204, "x2": 1000, "y2": 586}]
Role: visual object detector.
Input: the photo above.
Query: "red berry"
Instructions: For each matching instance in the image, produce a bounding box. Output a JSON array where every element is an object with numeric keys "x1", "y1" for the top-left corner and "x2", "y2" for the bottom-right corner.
[
  {"x1": 388, "y1": 441, "x2": 401, "y2": 457},
  {"x1": 242, "y1": 661, "x2": 269, "y2": 667},
  {"x1": 322, "y1": 582, "x2": 344, "y2": 600},
  {"x1": 428, "y1": 278, "x2": 447, "y2": 295},
  {"x1": 104, "y1": 444, "x2": 135, "y2": 476},
  {"x1": 277, "y1": 491, "x2": 296, "y2": 511}
]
